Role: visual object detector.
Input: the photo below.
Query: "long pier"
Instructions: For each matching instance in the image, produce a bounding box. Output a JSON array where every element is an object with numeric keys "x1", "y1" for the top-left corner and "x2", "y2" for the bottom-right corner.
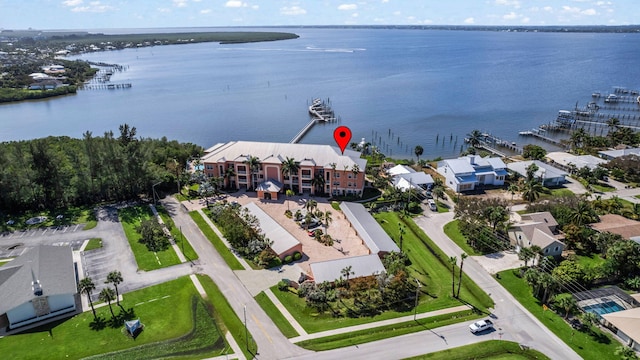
[
  {"x1": 290, "y1": 98, "x2": 338, "y2": 143},
  {"x1": 82, "y1": 83, "x2": 132, "y2": 90},
  {"x1": 518, "y1": 130, "x2": 564, "y2": 146}
]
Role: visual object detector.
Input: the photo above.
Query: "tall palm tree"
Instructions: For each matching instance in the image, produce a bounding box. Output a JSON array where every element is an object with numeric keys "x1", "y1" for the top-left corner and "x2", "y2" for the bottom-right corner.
[
  {"x1": 467, "y1": 130, "x2": 483, "y2": 148},
  {"x1": 457, "y1": 253, "x2": 468, "y2": 298},
  {"x1": 508, "y1": 183, "x2": 520, "y2": 201},
  {"x1": 341, "y1": 266, "x2": 354, "y2": 289},
  {"x1": 521, "y1": 179, "x2": 543, "y2": 203},
  {"x1": 224, "y1": 166, "x2": 236, "y2": 189},
  {"x1": 322, "y1": 210, "x2": 332, "y2": 229},
  {"x1": 99, "y1": 287, "x2": 117, "y2": 318},
  {"x1": 312, "y1": 173, "x2": 325, "y2": 195},
  {"x1": 106, "y1": 270, "x2": 124, "y2": 306},
  {"x1": 569, "y1": 201, "x2": 595, "y2": 226},
  {"x1": 449, "y1": 256, "x2": 457, "y2": 298},
  {"x1": 281, "y1": 157, "x2": 299, "y2": 192},
  {"x1": 398, "y1": 223, "x2": 406, "y2": 252},
  {"x1": 570, "y1": 128, "x2": 588, "y2": 150},
  {"x1": 244, "y1": 155, "x2": 261, "y2": 191},
  {"x1": 285, "y1": 189, "x2": 295, "y2": 211},
  {"x1": 305, "y1": 199, "x2": 318, "y2": 214},
  {"x1": 78, "y1": 277, "x2": 97, "y2": 319},
  {"x1": 414, "y1": 145, "x2": 424, "y2": 162}
]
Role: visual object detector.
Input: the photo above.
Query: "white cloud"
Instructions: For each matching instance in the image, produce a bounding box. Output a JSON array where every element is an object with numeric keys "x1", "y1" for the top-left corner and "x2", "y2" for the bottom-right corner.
[
  {"x1": 503, "y1": 12, "x2": 518, "y2": 20},
  {"x1": 393, "y1": 10, "x2": 401, "y2": 16},
  {"x1": 581, "y1": 8, "x2": 597, "y2": 15},
  {"x1": 70, "y1": 1, "x2": 114, "y2": 12},
  {"x1": 338, "y1": 4, "x2": 357, "y2": 10},
  {"x1": 521, "y1": 17, "x2": 530, "y2": 23},
  {"x1": 382, "y1": 0, "x2": 389, "y2": 3},
  {"x1": 352, "y1": 12, "x2": 359, "y2": 18},
  {"x1": 280, "y1": 6, "x2": 306, "y2": 15},
  {"x1": 494, "y1": 0, "x2": 520, "y2": 8},
  {"x1": 200, "y1": 9, "x2": 211, "y2": 14},
  {"x1": 225, "y1": 1, "x2": 247, "y2": 8},
  {"x1": 173, "y1": 0, "x2": 188, "y2": 8},
  {"x1": 251, "y1": 5, "x2": 259, "y2": 10},
  {"x1": 157, "y1": 7, "x2": 171, "y2": 13},
  {"x1": 62, "y1": 0, "x2": 83, "y2": 6},
  {"x1": 543, "y1": 6, "x2": 553, "y2": 12},
  {"x1": 562, "y1": 6, "x2": 580, "y2": 14},
  {"x1": 464, "y1": 17, "x2": 475, "y2": 24}
]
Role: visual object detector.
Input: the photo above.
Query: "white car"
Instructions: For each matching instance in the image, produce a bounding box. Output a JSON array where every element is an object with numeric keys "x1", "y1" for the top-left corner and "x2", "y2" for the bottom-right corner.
[{"x1": 469, "y1": 319, "x2": 494, "y2": 333}]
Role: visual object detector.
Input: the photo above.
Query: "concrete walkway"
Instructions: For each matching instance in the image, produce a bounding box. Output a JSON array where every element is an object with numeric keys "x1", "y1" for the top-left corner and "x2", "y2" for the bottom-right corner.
[
  {"x1": 289, "y1": 305, "x2": 470, "y2": 343},
  {"x1": 196, "y1": 208, "x2": 252, "y2": 271},
  {"x1": 264, "y1": 288, "x2": 308, "y2": 336},
  {"x1": 150, "y1": 204, "x2": 187, "y2": 263}
]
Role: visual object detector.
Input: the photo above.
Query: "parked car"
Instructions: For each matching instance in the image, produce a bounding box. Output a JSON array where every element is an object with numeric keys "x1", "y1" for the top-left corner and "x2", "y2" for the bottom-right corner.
[
  {"x1": 427, "y1": 199, "x2": 437, "y2": 211},
  {"x1": 469, "y1": 319, "x2": 494, "y2": 333},
  {"x1": 426, "y1": 191, "x2": 433, "y2": 199},
  {"x1": 308, "y1": 229, "x2": 323, "y2": 237},
  {"x1": 300, "y1": 218, "x2": 320, "y2": 229}
]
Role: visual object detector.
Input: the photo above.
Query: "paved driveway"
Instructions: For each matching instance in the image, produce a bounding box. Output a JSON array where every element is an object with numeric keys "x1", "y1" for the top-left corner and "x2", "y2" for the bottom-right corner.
[{"x1": 472, "y1": 250, "x2": 522, "y2": 274}]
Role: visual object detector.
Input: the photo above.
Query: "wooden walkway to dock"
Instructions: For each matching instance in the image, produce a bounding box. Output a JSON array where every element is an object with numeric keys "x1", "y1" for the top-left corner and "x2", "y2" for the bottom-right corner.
[
  {"x1": 290, "y1": 98, "x2": 337, "y2": 143},
  {"x1": 82, "y1": 83, "x2": 132, "y2": 90}
]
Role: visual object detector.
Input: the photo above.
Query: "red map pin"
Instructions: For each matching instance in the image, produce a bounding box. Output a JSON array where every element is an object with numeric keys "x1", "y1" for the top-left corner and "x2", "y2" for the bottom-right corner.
[{"x1": 333, "y1": 126, "x2": 352, "y2": 154}]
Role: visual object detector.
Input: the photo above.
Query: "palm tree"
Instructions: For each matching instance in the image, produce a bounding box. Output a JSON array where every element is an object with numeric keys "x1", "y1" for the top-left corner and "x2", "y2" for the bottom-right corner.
[
  {"x1": 614, "y1": 345, "x2": 638, "y2": 360},
  {"x1": 285, "y1": 189, "x2": 295, "y2": 211},
  {"x1": 322, "y1": 210, "x2": 332, "y2": 229},
  {"x1": 351, "y1": 164, "x2": 360, "y2": 181},
  {"x1": 518, "y1": 247, "x2": 535, "y2": 267},
  {"x1": 530, "y1": 245, "x2": 541, "y2": 266},
  {"x1": 521, "y1": 179, "x2": 543, "y2": 203},
  {"x1": 341, "y1": 266, "x2": 355, "y2": 289},
  {"x1": 457, "y1": 253, "x2": 468, "y2": 298},
  {"x1": 244, "y1": 155, "x2": 261, "y2": 191},
  {"x1": 606, "y1": 117, "x2": 620, "y2": 132},
  {"x1": 78, "y1": 277, "x2": 97, "y2": 319},
  {"x1": 106, "y1": 270, "x2": 123, "y2": 306},
  {"x1": 569, "y1": 201, "x2": 595, "y2": 226},
  {"x1": 570, "y1": 128, "x2": 588, "y2": 150},
  {"x1": 224, "y1": 166, "x2": 236, "y2": 189},
  {"x1": 305, "y1": 199, "x2": 318, "y2": 214},
  {"x1": 398, "y1": 223, "x2": 406, "y2": 252},
  {"x1": 449, "y1": 256, "x2": 457, "y2": 298},
  {"x1": 312, "y1": 173, "x2": 325, "y2": 195},
  {"x1": 414, "y1": 145, "x2": 424, "y2": 162},
  {"x1": 99, "y1": 287, "x2": 117, "y2": 318},
  {"x1": 467, "y1": 130, "x2": 483, "y2": 148},
  {"x1": 508, "y1": 183, "x2": 519, "y2": 201},
  {"x1": 281, "y1": 157, "x2": 299, "y2": 192},
  {"x1": 553, "y1": 293, "x2": 577, "y2": 319}
]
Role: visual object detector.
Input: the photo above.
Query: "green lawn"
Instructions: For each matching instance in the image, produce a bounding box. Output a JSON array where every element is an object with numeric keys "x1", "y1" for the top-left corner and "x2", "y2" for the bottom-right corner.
[
  {"x1": 0, "y1": 277, "x2": 227, "y2": 360},
  {"x1": 156, "y1": 205, "x2": 199, "y2": 262},
  {"x1": 197, "y1": 275, "x2": 256, "y2": 359},
  {"x1": 269, "y1": 212, "x2": 491, "y2": 336},
  {"x1": 1, "y1": 205, "x2": 96, "y2": 233},
  {"x1": 119, "y1": 205, "x2": 181, "y2": 271},
  {"x1": 189, "y1": 211, "x2": 244, "y2": 270},
  {"x1": 443, "y1": 220, "x2": 482, "y2": 256},
  {"x1": 404, "y1": 340, "x2": 550, "y2": 360},
  {"x1": 590, "y1": 183, "x2": 616, "y2": 193},
  {"x1": 254, "y1": 291, "x2": 299, "y2": 338},
  {"x1": 497, "y1": 269, "x2": 620, "y2": 360},
  {"x1": 84, "y1": 238, "x2": 103, "y2": 251},
  {"x1": 574, "y1": 254, "x2": 606, "y2": 268}
]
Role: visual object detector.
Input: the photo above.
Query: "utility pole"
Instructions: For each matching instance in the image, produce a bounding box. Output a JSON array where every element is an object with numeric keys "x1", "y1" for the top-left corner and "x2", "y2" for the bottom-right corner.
[
  {"x1": 243, "y1": 305, "x2": 249, "y2": 351},
  {"x1": 414, "y1": 278, "x2": 421, "y2": 321},
  {"x1": 152, "y1": 181, "x2": 162, "y2": 207}
]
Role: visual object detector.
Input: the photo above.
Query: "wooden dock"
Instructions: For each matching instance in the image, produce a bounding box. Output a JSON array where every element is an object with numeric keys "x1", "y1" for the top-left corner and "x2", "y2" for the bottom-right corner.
[
  {"x1": 82, "y1": 83, "x2": 132, "y2": 90},
  {"x1": 290, "y1": 98, "x2": 338, "y2": 143}
]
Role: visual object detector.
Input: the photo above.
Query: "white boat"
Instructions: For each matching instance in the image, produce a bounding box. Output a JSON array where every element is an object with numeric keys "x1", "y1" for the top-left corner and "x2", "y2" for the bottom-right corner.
[{"x1": 519, "y1": 131, "x2": 533, "y2": 136}]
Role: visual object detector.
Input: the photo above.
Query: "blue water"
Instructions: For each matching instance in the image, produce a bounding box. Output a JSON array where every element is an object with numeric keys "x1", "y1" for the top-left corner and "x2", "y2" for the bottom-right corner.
[
  {"x1": 583, "y1": 301, "x2": 624, "y2": 315},
  {"x1": 2, "y1": 28, "x2": 640, "y2": 160}
]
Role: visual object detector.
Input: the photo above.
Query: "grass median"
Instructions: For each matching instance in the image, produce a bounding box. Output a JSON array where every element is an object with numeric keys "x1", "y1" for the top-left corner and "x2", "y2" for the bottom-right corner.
[
  {"x1": 156, "y1": 205, "x2": 199, "y2": 262},
  {"x1": 405, "y1": 340, "x2": 550, "y2": 360},
  {"x1": 189, "y1": 210, "x2": 244, "y2": 270},
  {"x1": 254, "y1": 291, "x2": 299, "y2": 338}
]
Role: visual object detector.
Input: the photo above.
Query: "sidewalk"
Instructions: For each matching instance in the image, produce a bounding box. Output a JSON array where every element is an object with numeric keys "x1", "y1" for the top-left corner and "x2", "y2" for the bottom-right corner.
[
  {"x1": 288, "y1": 305, "x2": 470, "y2": 343},
  {"x1": 196, "y1": 209, "x2": 252, "y2": 271}
]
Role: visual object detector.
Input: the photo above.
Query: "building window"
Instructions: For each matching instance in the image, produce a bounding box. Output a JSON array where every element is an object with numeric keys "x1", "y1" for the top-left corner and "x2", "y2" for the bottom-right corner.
[
  {"x1": 554, "y1": 246, "x2": 559, "y2": 252},
  {"x1": 205, "y1": 164, "x2": 213, "y2": 170},
  {"x1": 544, "y1": 248, "x2": 549, "y2": 254}
]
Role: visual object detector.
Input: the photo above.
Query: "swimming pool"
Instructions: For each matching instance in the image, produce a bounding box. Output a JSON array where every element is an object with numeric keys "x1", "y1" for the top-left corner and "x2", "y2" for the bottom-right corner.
[{"x1": 583, "y1": 301, "x2": 624, "y2": 315}]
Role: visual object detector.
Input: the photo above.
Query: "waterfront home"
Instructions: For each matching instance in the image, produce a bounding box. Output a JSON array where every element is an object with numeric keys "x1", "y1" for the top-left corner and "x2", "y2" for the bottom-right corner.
[
  {"x1": 508, "y1": 212, "x2": 566, "y2": 257},
  {"x1": 244, "y1": 202, "x2": 302, "y2": 260},
  {"x1": 436, "y1": 155, "x2": 507, "y2": 192},
  {"x1": 387, "y1": 164, "x2": 434, "y2": 191},
  {"x1": 602, "y1": 306, "x2": 640, "y2": 352},
  {"x1": 507, "y1": 160, "x2": 567, "y2": 187},
  {"x1": 545, "y1": 151, "x2": 607, "y2": 173},
  {"x1": 201, "y1": 141, "x2": 367, "y2": 199},
  {"x1": 598, "y1": 147, "x2": 640, "y2": 160},
  {"x1": 590, "y1": 214, "x2": 640, "y2": 242},
  {"x1": 0, "y1": 246, "x2": 77, "y2": 330}
]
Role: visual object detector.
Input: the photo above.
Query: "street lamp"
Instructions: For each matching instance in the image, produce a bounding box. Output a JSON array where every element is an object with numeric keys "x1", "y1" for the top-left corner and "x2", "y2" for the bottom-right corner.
[
  {"x1": 414, "y1": 278, "x2": 421, "y2": 321},
  {"x1": 243, "y1": 305, "x2": 249, "y2": 352}
]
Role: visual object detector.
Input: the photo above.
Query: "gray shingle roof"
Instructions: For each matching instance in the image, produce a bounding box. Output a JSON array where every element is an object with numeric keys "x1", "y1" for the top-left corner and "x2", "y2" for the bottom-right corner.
[
  {"x1": 339, "y1": 202, "x2": 400, "y2": 254},
  {"x1": 310, "y1": 254, "x2": 386, "y2": 283},
  {"x1": 244, "y1": 202, "x2": 300, "y2": 256},
  {"x1": 0, "y1": 246, "x2": 76, "y2": 315}
]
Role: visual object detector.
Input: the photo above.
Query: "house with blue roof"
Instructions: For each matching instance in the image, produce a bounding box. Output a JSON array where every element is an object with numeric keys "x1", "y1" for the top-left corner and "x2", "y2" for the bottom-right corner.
[{"x1": 436, "y1": 155, "x2": 508, "y2": 192}]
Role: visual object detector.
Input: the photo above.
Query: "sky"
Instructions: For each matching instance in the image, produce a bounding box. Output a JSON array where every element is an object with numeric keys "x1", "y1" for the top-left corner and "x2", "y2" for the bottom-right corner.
[{"x1": 0, "y1": 0, "x2": 637, "y2": 30}]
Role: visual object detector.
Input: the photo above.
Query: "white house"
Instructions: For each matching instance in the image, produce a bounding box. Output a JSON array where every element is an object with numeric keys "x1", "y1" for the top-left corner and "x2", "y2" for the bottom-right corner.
[
  {"x1": 310, "y1": 254, "x2": 386, "y2": 284},
  {"x1": 545, "y1": 151, "x2": 607, "y2": 172},
  {"x1": 508, "y1": 212, "x2": 566, "y2": 257},
  {"x1": 507, "y1": 160, "x2": 568, "y2": 187},
  {"x1": 598, "y1": 147, "x2": 640, "y2": 161},
  {"x1": 387, "y1": 164, "x2": 434, "y2": 191},
  {"x1": 436, "y1": 155, "x2": 507, "y2": 192},
  {"x1": 0, "y1": 246, "x2": 77, "y2": 330}
]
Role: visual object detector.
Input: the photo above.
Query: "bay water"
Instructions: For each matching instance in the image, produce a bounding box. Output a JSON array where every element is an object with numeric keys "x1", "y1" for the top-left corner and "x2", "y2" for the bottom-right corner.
[{"x1": 2, "y1": 28, "x2": 639, "y2": 160}]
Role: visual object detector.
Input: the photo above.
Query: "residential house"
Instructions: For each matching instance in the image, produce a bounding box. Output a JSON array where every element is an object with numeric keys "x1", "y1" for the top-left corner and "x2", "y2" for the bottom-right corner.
[
  {"x1": 598, "y1": 147, "x2": 640, "y2": 161},
  {"x1": 0, "y1": 246, "x2": 77, "y2": 330},
  {"x1": 545, "y1": 151, "x2": 607, "y2": 173},
  {"x1": 387, "y1": 164, "x2": 434, "y2": 191},
  {"x1": 244, "y1": 202, "x2": 302, "y2": 261},
  {"x1": 507, "y1": 160, "x2": 568, "y2": 187},
  {"x1": 590, "y1": 214, "x2": 640, "y2": 243},
  {"x1": 508, "y1": 212, "x2": 566, "y2": 257},
  {"x1": 201, "y1": 141, "x2": 367, "y2": 200},
  {"x1": 436, "y1": 155, "x2": 507, "y2": 192}
]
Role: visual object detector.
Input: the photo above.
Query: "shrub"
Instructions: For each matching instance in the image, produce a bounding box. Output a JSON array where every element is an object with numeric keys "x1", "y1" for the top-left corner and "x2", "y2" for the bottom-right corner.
[
  {"x1": 284, "y1": 209, "x2": 292, "y2": 218},
  {"x1": 284, "y1": 255, "x2": 293, "y2": 264},
  {"x1": 277, "y1": 280, "x2": 289, "y2": 291},
  {"x1": 293, "y1": 251, "x2": 302, "y2": 261}
]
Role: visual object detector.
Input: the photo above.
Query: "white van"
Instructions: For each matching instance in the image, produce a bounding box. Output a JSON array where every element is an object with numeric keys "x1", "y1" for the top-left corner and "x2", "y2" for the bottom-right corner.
[{"x1": 427, "y1": 199, "x2": 437, "y2": 211}]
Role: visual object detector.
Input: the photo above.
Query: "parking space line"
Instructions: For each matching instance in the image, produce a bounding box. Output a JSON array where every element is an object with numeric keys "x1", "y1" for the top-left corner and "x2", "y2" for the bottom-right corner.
[
  {"x1": 42, "y1": 229, "x2": 48, "y2": 235},
  {"x1": 74, "y1": 224, "x2": 80, "y2": 231},
  {"x1": 19, "y1": 232, "x2": 25, "y2": 238},
  {"x1": 63, "y1": 227, "x2": 68, "y2": 233}
]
